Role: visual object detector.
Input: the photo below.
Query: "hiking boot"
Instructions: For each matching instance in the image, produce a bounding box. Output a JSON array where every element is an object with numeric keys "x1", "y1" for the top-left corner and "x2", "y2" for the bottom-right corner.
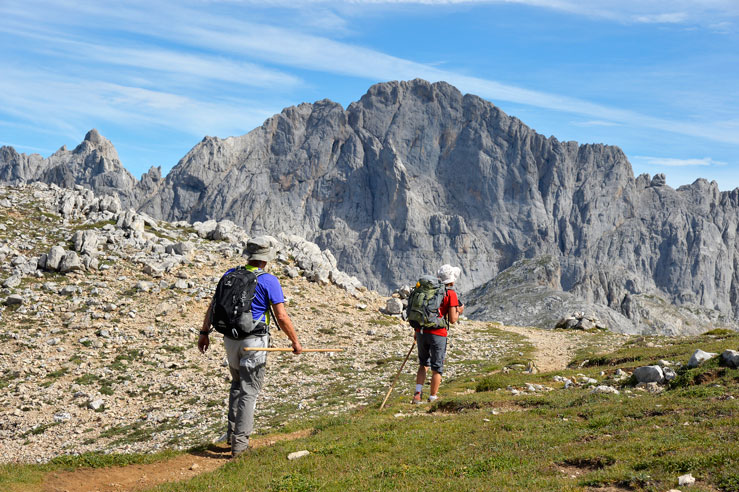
[
  {"x1": 231, "y1": 446, "x2": 250, "y2": 459},
  {"x1": 411, "y1": 391, "x2": 423, "y2": 404}
]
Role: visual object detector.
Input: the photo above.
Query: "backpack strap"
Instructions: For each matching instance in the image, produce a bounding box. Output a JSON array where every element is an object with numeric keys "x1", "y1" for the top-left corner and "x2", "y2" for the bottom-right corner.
[{"x1": 250, "y1": 270, "x2": 268, "y2": 325}]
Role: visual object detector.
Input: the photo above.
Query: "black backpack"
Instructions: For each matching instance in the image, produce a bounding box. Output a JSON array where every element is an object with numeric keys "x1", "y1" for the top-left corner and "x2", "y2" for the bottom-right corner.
[
  {"x1": 406, "y1": 275, "x2": 449, "y2": 330},
  {"x1": 211, "y1": 267, "x2": 266, "y2": 339}
]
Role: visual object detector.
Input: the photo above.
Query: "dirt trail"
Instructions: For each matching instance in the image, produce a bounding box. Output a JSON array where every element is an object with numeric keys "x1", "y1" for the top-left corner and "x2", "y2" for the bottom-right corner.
[
  {"x1": 41, "y1": 429, "x2": 312, "y2": 492},
  {"x1": 497, "y1": 325, "x2": 583, "y2": 372}
]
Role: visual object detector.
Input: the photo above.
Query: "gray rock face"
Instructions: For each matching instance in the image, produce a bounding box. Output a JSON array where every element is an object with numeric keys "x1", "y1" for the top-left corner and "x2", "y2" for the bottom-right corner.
[
  {"x1": 3, "y1": 80, "x2": 739, "y2": 335},
  {"x1": 137, "y1": 80, "x2": 739, "y2": 334}
]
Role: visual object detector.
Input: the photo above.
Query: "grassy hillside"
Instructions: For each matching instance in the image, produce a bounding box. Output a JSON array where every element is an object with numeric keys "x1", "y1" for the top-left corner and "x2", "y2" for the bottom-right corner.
[{"x1": 4, "y1": 329, "x2": 736, "y2": 492}]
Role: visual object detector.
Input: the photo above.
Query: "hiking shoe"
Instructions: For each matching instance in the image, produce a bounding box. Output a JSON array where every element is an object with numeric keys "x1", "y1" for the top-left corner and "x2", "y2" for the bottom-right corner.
[
  {"x1": 231, "y1": 447, "x2": 250, "y2": 459},
  {"x1": 411, "y1": 391, "x2": 423, "y2": 404},
  {"x1": 216, "y1": 432, "x2": 231, "y2": 445},
  {"x1": 428, "y1": 395, "x2": 439, "y2": 403}
]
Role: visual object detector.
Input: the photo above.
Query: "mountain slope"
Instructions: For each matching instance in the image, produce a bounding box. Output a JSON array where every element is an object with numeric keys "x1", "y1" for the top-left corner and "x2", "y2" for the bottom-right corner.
[{"x1": 2, "y1": 80, "x2": 738, "y2": 334}]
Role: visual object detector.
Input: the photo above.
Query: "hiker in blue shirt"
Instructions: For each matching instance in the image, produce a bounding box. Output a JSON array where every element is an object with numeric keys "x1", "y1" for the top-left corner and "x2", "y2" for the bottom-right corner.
[{"x1": 198, "y1": 236, "x2": 303, "y2": 458}]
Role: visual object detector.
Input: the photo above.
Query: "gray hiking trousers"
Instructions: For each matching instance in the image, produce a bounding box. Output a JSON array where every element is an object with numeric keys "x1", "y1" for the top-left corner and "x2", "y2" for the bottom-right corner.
[{"x1": 223, "y1": 334, "x2": 269, "y2": 454}]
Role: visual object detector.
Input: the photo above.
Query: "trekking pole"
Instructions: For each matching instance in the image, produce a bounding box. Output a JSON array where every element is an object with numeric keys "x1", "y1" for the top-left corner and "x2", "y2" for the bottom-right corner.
[
  {"x1": 244, "y1": 347, "x2": 343, "y2": 352},
  {"x1": 379, "y1": 339, "x2": 416, "y2": 410}
]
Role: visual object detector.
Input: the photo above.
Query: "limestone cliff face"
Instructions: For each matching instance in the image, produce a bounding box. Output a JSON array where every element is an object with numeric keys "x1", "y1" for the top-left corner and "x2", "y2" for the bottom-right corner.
[
  {"x1": 0, "y1": 130, "x2": 155, "y2": 209},
  {"x1": 2, "y1": 80, "x2": 738, "y2": 333}
]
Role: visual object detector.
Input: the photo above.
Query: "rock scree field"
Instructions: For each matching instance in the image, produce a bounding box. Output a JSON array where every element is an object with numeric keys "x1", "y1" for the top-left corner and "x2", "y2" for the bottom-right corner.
[{"x1": 0, "y1": 183, "x2": 737, "y2": 491}]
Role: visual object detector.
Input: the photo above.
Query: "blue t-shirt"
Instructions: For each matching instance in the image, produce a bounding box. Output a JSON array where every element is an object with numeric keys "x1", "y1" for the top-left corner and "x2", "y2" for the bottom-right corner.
[{"x1": 222, "y1": 266, "x2": 285, "y2": 322}]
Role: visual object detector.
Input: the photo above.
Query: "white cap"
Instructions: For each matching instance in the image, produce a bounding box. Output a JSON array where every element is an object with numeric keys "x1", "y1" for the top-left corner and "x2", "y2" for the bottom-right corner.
[{"x1": 437, "y1": 264, "x2": 461, "y2": 285}]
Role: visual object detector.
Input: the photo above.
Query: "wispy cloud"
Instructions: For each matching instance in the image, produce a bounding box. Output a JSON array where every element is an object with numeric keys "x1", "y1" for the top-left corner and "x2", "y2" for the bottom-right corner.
[
  {"x1": 631, "y1": 156, "x2": 728, "y2": 167},
  {"x1": 2, "y1": 0, "x2": 738, "y2": 170},
  {"x1": 224, "y1": 0, "x2": 739, "y2": 27},
  {"x1": 130, "y1": 6, "x2": 739, "y2": 145},
  {"x1": 3, "y1": 0, "x2": 738, "y2": 147},
  {"x1": 572, "y1": 120, "x2": 623, "y2": 128},
  {"x1": 0, "y1": 66, "x2": 278, "y2": 139},
  {"x1": 318, "y1": 0, "x2": 739, "y2": 27}
]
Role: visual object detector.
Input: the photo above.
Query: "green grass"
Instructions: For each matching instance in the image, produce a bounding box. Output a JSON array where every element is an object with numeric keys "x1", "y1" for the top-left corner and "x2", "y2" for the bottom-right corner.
[
  {"x1": 146, "y1": 329, "x2": 738, "y2": 492},
  {"x1": 3, "y1": 330, "x2": 738, "y2": 492},
  {"x1": 0, "y1": 371, "x2": 21, "y2": 390}
]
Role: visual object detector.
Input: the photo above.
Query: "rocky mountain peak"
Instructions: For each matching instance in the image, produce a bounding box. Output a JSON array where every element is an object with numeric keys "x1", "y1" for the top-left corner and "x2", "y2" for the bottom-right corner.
[
  {"x1": 1, "y1": 80, "x2": 738, "y2": 336},
  {"x1": 73, "y1": 128, "x2": 120, "y2": 161}
]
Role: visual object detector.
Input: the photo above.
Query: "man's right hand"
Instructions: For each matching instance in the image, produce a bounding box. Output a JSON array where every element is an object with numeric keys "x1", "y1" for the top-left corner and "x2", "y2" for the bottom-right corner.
[
  {"x1": 198, "y1": 334, "x2": 210, "y2": 354},
  {"x1": 292, "y1": 340, "x2": 303, "y2": 354}
]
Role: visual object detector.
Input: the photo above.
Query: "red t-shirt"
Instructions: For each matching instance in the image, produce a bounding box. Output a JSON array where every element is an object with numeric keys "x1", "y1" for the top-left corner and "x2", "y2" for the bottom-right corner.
[{"x1": 415, "y1": 289, "x2": 459, "y2": 337}]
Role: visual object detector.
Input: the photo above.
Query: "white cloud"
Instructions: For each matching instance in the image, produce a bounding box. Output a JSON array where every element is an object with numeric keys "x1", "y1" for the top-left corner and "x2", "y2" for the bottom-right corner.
[
  {"x1": 631, "y1": 156, "x2": 728, "y2": 167},
  {"x1": 0, "y1": 67, "x2": 278, "y2": 139},
  {"x1": 134, "y1": 10, "x2": 739, "y2": 145},
  {"x1": 573, "y1": 120, "x2": 623, "y2": 127}
]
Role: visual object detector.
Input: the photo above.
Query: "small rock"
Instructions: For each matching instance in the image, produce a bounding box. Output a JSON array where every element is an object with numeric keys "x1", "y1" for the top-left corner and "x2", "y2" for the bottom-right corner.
[
  {"x1": 189, "y1": 463, "x2": 199, "y2": 471},
  {"x1": 59, "y1": 285, "x2": 78, "y2": 296},
  {"x1": 3, "y1": 275, "x2": 21, "y2": 288},
  {"x1": 47, "y1": 338, "x2": 60, "y2": 346},
  {"x1": 287, "y1": 450, "x2": 310, "y2": 460},
  {"x1": 385, "y1": 298, "x2": 403, "y2": 315},
  {"x1": 54, "y1": 412, "x2": 72, "y2": 422},
  {"x1": 635, "y1": 382, "x2": 664, "y2": 394},
  {"x1": 591, "y1": 385, "x2": 620, "y2": 395},
  {"x1": 397, "y1": 285, "x2": 412, "y2": 299},
  {"x1": 136, "y1": 281, "x2": 154, "y2": 292},
  {"x1": 88, "y1": 399, "x2": 104, "y2": 410},
  {"x1": 4, "y1": 294, "x2": 24, "y2": 306},
  {"x1": 356, "y1": 304, "x2": 367, "y2": 310},
  {"x1": 678, "y1": 473, "x2": 695, "y2": 486}
]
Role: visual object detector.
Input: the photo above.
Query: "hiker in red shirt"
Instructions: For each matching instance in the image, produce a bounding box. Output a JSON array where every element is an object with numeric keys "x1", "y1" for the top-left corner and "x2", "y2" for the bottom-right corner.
[{"x1": 412, "y1": 264, "x2": 464, "y2": 404}]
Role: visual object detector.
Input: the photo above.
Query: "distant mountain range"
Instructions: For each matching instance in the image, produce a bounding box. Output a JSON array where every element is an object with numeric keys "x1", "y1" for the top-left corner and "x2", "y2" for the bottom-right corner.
[{"x1": 2, "y1": 79, "x2": 737, "y2": 334}]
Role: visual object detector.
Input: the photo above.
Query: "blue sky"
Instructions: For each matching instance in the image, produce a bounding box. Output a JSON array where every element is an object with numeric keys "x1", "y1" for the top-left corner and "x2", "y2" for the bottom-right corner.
[{"x1": 1, "y1": 0, "x2": 738, "y2": 190}]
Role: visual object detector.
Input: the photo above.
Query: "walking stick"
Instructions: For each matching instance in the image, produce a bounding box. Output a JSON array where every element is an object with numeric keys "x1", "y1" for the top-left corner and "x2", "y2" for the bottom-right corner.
[
  {"x1": 244, "y1": 347, "x2": 342, "y2": 352},
  {"x1": 379, "y1": 339, "x2": 416, "y2": 410}
]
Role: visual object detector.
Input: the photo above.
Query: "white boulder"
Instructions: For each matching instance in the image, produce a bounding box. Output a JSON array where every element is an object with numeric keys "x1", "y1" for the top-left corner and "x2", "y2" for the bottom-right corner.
[{"x1": 688, "y1": 349, "x2": 717, "y2": 368}]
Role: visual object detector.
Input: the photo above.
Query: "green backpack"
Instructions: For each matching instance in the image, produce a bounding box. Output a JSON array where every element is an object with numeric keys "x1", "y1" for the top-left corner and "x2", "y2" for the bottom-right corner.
[{"x1": 406, "y1": 275, "x2": 448, "y2": 330}]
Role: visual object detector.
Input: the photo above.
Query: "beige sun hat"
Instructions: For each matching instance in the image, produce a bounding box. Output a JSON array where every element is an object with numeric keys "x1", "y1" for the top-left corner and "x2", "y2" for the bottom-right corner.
[{"x1": 244, "y1": 236, "x2": 274, "y2": 262}]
